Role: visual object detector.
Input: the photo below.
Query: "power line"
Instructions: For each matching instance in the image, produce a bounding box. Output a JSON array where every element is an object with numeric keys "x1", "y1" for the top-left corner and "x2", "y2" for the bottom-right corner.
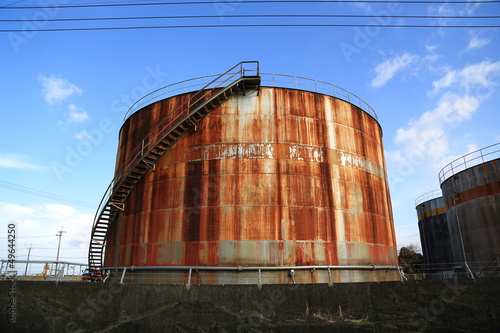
[
  {"x1": 13, "y1": 247, "x2": 86, "y2": 250},
  {"x1": 1, "y1": 0, "x2": 498, "y2": 10},
  {"x1": 1, "y1": 14, "x2": 498, "y2": 23},
  {"x1": 0, "y1": 23, "x2": 498, "y2": 32},
  {"x1": 0, "y1": 180, "x2": 96, "y2": 208},
  {"x1": 0, "y1": 235, "x2": 55, "y2": 239}
]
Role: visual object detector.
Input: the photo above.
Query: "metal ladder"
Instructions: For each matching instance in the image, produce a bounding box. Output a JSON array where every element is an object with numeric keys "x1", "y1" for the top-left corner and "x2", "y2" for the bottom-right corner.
[{"x1": 88, "y1": 61, "x2": 260, "y2": 269}]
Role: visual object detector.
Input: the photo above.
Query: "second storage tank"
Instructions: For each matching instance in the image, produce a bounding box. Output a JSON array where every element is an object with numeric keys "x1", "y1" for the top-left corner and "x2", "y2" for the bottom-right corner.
[
  {"x1": 439, "y1": 144, "x2": 500, "y2": 276},
  {"x1": 415, "y1": 190, "x2": 453, "y2": 275}
]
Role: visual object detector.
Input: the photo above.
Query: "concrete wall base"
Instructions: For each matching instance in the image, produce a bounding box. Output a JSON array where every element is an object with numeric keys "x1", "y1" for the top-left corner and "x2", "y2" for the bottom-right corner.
[{"x1": 2, "y1": 279, "x2": 500, "y2": 332}]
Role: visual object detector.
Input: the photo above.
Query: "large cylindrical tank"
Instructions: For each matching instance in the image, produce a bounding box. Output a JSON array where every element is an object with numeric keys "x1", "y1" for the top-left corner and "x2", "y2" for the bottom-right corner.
[
  {"x1": 104, "y1": 74, "x2": 398, "y2": 283},
  {"x1": 415, "y1": 190, "x2": 453, "y2": 274},
  {"x1": 439, "y1": 144, "x2": 500, "y2": 276}
]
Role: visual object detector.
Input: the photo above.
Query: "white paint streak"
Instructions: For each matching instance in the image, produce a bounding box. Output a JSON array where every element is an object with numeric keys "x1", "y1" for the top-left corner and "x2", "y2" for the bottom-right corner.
[
  {"x1": 339, "y1": 151, "x2": 384, "y2": 178},
  {"x1": 288, "y1": 145, "x2": 325, "y2": 162}
]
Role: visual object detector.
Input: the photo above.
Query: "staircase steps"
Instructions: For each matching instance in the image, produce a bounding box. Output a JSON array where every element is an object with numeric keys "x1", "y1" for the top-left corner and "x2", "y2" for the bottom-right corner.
[{"x1": 88, "y1": 62, "x2": 260, "y2": 270}]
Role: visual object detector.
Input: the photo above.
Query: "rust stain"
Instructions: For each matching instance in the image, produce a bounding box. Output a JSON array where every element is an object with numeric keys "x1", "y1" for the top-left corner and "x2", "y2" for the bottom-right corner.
[
  {"x1": 445, "y1": 181, "x2": 500, "y2": 209},
  {"x1": 104, "y1": 87, "x2": 397, "y2": 272}
]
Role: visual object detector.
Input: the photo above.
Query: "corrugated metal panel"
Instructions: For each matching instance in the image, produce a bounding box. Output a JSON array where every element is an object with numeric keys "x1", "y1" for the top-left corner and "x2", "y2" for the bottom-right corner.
[{"x1": 104, "y1": 87, "x2": 398, "y2": 281}]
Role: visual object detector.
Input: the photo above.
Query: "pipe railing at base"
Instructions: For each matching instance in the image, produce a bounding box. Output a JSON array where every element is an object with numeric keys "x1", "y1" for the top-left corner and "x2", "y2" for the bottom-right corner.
[{"x1": 100, "y1": 265, "x2": 404, "y2": 285}]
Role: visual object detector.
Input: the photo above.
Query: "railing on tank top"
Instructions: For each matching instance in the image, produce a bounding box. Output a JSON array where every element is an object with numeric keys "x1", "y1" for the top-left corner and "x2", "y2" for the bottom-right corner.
[
  {"x1": 89, "y1": 61, "x2": 260, "y2": 269},
  {"x1": 123, "y1": 72, "x2": 377, "y2": 122},
  {"x1": 414, "y1": 189, "x2": 443, "y2": 207},
  {"x1": 438, "y1": 142, "x2": 500, "y2": 184}
]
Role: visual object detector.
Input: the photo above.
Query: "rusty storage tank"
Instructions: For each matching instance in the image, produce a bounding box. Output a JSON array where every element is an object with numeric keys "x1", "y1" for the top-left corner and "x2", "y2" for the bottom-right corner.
[
  {"x1": 439, "y1": 143, "x2": 500, "y2": 277},
  {"x1": 415, "y1": 190, "x2": 454, "y2": 277},
  {"x1": 91, "y1": 62, "x2": 399, "y2": 284}
]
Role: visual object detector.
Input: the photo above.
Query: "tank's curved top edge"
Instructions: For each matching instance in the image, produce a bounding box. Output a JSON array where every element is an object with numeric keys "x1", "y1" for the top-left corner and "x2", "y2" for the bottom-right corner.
[
  {"x1": 415, "y1": 189, "x2": 443, "y2": 208},
  {"x1": 122, "y1": 73, "x2": 378, "y2": 124},
  {"x1": 439, "y1": 143, "x2": 500, "y2": 185}
]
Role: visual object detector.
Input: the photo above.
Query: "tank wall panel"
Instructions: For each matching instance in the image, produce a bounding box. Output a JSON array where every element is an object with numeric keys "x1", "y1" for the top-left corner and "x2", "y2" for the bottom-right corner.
[
  {"x1": 416, "y1": 197, "x2": 453, "y2": 269},
  {"x1": 105, "y1": 87, "x2": 397, "y2": 281}
]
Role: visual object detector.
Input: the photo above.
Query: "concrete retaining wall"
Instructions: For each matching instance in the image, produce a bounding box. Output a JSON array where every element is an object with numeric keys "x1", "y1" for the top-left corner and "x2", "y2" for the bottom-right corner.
[{"x1": 1, "y1": 279, "x2": 500, "y2": 332}]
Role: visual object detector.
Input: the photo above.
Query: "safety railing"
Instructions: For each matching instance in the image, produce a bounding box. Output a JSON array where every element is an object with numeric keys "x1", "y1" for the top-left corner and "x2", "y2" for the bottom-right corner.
[
  {"x1": 123, "y1": 62, "x2": 259, "y2": 121},
  {"x1": 112, "y1": 61, "x2": 259, "y2": 188},
  {"x1": 260, "y1": 73, "x2": 377, "y2": 120},
  {"x1": 101, "y1": 265, "x2": 403, "y2": 285},
  {"x1": 402, "y1": 260, "x2": 500, "y2": 280},
  {"x1": 94, "y1": 62, "x2": 259, "y2": 218},
  {"x1": 438, "y1": 142, "x2": 500, "y2": 184},
  {"x1": 414, "y1": 189, "x2": 443, "y2": 207},
  {"x1": 477, "y1": 254, "x2": 500, "y2": 278},
  {"x1": 89, "y1": 61, "x2": 260, "y2": 269},
  {"x1": 123, "y1": 72, "x2": 377, "y2": 122}
]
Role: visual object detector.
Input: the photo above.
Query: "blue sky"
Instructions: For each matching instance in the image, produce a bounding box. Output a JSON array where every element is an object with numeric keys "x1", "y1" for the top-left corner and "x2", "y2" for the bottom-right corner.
[{"x1": 1, "y1": 0, "x2": 499, "y2": 273}]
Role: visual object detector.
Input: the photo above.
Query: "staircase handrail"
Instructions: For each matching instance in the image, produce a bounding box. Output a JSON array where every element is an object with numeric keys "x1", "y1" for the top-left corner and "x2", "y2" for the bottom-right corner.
[
  {"x1": 123, "y1": 62, "x2": 260, "y2": 121},
  {"x1": 90, "y1": 62, "x2": 259, "y2": 264}
]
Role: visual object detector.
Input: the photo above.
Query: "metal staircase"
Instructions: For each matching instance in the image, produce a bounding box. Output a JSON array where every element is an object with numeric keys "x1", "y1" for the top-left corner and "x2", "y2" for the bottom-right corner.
[{"x1": 88, "y1": 62, "x2": 260, "y2": 269}]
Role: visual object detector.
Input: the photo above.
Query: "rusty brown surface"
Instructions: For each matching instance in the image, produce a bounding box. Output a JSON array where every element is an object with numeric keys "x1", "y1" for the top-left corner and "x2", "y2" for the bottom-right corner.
[
  {"x1": 104, "y1": 87, "x2": 398, "y2": 271},
  {"x1": 444, "y1": 181, "x2": 500, "y2": 209}
]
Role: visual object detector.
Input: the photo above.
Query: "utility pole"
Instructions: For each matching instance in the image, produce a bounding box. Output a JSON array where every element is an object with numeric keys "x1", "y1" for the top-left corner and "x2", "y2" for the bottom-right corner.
[
  {"x1": 24, "y1": 244, "x2": 32, "y2": 276},
  {"x1": 55, "y1": 227, "x2": 66, "y2": 279}
]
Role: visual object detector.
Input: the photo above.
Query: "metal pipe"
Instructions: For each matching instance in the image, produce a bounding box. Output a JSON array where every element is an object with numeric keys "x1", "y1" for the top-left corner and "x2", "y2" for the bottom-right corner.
[
  {"x1": 102, "y1": 265, "x2": 401, "y2": 272},
  {"x1": 120, "y1": 267, "x2": 127, "y2": 284},
  {"x1": 327, "y1": 266, "x2": 333, "y2": 287},
  {"x1": 453, "y1": 195, "x2": 475, "y2": 280}
]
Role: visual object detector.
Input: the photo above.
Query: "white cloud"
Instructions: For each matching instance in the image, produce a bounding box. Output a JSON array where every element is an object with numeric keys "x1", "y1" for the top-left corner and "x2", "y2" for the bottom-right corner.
[
  {"x1": 74, "y1": 130, "x2": 90, "y2": 141},
  {"x1": 39, "y1": 75, "x2": 82, "y2": 104},
  {"x1": 425, "y1": 45, "x2": 438, "y2": 52},
  {"x1": 0, "y1": 201, "x2": 93, "y2": 273},
  {"x1": 0, "y1": 154, "x2": 42, "y2": 170},
  {"x1": 387, "y1": 60, "x2": 500, "y2": 190},
  {"x1": 370, "y1": 53, "x2": 418, "y2": 88},
  {"x1": 394, "y1": 92, "x2": 481, "y2": 164},
  {"x1": 459, "y1": 60, "x2": 500, "y2": 92},
  {"x1": 433, "y1": 143, "x2": 479, "y2": 174},
  {"x1": 430, "y1": 60, "x2": 500, "y2": 96},
  {"x1": 67, "y1": 104, "x2": 89, "y2": 123},
  {"x1": 431, "y1": 70, "x2": 456, "y2": 94},
  {"x1": 468, "y1": 36, "x2": 490, "y2": 50}
]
